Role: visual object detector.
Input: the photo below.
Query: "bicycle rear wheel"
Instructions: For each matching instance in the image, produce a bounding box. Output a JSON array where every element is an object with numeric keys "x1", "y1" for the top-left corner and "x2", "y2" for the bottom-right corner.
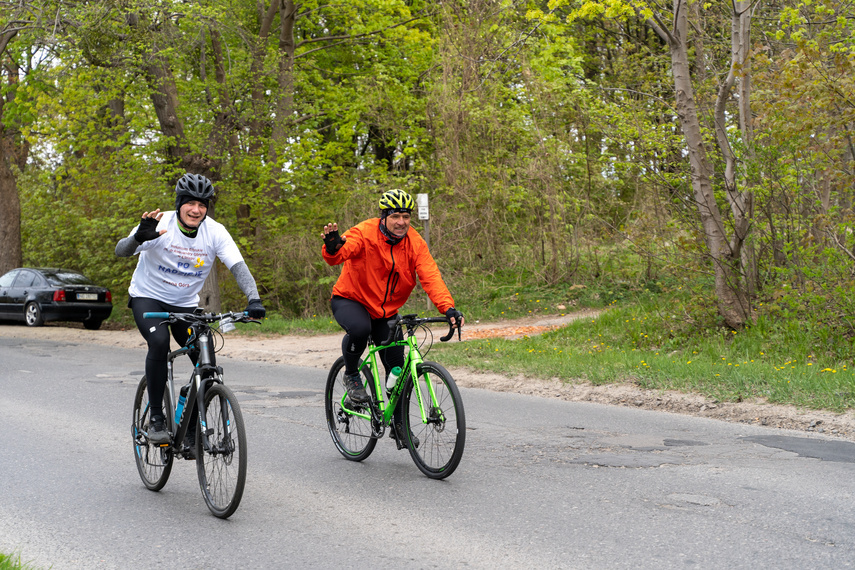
[
  {"x1": 402, "y1": 362, "x2": 466, "y2": 479},
  {"x1": 324, "y1": 356, "x2": 377, "y2": 461},
  {"x1": 195, "y1": 383, "x2": 247, "y2": 519},
  {"x1": 132, "y1": 376, "x2": 174, "y2": 491}
]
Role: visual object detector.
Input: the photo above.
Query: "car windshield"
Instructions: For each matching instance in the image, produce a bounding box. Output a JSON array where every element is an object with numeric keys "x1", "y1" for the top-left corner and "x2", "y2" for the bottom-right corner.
[{"x1": 41, "y1": 270, "x2": 94, "y2": 286}]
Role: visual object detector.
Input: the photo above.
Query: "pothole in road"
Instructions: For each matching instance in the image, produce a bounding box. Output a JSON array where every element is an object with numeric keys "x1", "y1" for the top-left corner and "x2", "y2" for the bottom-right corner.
[{"x1": 741, "y1": 435, "x2": 855, "y2": 463}]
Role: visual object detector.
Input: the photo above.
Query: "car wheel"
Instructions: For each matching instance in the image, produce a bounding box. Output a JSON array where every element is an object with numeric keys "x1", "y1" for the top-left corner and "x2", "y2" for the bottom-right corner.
[
  {"x1": 25, "y1": 302, "x2": 44, "y2": 327},
  {"x1": 83, "y1": 319, "x2": 103, "y2": 330}
]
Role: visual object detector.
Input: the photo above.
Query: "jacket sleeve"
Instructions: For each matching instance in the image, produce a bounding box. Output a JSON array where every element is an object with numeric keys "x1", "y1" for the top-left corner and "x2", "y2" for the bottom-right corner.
[{"x1": 414, "y1": 242, "x2": 454, "y2": 314}]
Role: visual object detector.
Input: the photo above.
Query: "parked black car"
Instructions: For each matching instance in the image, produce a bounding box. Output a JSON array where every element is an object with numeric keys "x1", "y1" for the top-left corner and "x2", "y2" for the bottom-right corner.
[{"x1": 0, "y1": 267, "x2": 113, "y2": 330}]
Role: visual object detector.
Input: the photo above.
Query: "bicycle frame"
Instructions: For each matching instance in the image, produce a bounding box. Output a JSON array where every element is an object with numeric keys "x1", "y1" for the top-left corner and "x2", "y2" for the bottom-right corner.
[
  {"x1": 340, "y1": 327, "x2": 439, "y2": 430},
  {"x1": 141, "y1": 318, "x2": 229, "y2": 454},
  {"x1": 164, "y1": 331, "x2": 215, "y2": 450}
]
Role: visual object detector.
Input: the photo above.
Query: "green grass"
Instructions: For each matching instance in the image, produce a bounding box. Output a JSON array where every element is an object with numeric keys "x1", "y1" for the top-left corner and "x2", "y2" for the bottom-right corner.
[
  {"x1": 0, "y1": 551, "x2": 41, "y2": 570},
  {"x1": 432, "y1": 294, "x2": 855, "y2": 413},
  {"x1": 230, "y1": 312, "x2": 341, "y2": 336}
]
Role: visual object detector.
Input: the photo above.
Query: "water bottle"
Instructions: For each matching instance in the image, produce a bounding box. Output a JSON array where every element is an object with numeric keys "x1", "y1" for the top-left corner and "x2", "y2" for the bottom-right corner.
[
  {"x1": 174, "y1": 384, "x2": 190, "y2": 424},
  {"x1": 386, "y1": 366, "x2": 402, "y2": 392}
]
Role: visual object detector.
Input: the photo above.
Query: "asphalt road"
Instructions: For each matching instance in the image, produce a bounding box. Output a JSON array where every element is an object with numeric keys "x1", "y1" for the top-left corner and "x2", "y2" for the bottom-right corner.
[{"x1": 1, "y1": 336, "x2": 854, "y2": 569}]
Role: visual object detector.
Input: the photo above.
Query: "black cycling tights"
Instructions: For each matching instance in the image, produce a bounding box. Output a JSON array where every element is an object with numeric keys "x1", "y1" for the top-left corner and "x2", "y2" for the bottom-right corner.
[
  {"x1": 131, "y1": 297, "x2": 207, "y2": 423},
  {"x1": 331, "y1": 296, "x2": 404, "y2": 378}
]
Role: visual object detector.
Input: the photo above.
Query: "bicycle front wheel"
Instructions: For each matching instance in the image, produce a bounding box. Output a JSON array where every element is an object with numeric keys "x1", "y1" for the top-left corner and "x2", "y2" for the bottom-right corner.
[
  {"x1": 195, "y1": 383, "x2": 247, "y2": 519},
  {"x1": 132, "y1": 376, "x2": 173, "y2": 491},
  {"x1": 325, "y1": 356, "x2": 377, "y2": 461},
  {"x1": 402, "y1": 362, "x2": 466, "y2": 479}
]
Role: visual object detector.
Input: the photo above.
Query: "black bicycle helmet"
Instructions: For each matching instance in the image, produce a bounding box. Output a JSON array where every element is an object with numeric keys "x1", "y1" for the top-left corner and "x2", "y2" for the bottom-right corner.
[{"x1": 174, "y1": 173, "x2": 215, "y2": 210}]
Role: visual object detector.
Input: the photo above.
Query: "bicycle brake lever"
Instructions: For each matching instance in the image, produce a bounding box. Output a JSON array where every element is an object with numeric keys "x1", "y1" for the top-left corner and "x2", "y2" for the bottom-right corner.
[
  {"x1": 236, "y1": 312, "x2": 261, "y2": 325},
  {"x1": 440, "y1": 321, "x2": 455, "y2": 342}
]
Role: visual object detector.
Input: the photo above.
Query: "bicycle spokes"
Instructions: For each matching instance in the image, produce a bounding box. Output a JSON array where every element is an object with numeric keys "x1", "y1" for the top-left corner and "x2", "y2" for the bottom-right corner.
[
  {"x1": 325, "y1": 357, "x2": 378, "y2": 460},
  {"x1": 403, "y1": 362, "x2": 466, "y2": 479},
  {"x1": 196, "y1": 384, "x2": 247, "y2": 519},
  {"x1": 132, "y1": 376, "x2": 174, "y2": 491}
]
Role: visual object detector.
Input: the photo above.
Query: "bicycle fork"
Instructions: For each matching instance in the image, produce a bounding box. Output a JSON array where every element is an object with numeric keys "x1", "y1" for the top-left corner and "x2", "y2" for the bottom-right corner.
[{"x1": 402, "y1": 351, "x2": 446, "y2": 427}]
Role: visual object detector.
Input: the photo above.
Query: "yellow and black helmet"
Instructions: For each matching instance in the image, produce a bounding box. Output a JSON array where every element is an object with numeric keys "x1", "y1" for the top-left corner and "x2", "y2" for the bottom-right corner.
[{"x1": 378, "y1": 189, "x2": 415, "y2": 212}]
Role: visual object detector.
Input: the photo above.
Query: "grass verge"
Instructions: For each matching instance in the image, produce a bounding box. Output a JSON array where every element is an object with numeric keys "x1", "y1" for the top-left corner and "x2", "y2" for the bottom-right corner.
[{"x1": 433, "y1": 295, "x2": 855, "y2": 413}]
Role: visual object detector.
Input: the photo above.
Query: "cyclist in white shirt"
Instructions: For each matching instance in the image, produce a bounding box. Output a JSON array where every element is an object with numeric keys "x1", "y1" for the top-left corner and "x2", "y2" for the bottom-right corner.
[{"x1": 116, "y1": 173, "x2": 265, "y2": 451}]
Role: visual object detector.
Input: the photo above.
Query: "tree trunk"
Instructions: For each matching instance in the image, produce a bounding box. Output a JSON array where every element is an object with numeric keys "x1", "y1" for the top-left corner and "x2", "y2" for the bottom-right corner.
[
  {"x1": 198, "y1": 201, "x2": 221, "y2": 312},
  {"x1": 126, "y1": 12, "x2": 228, "y2": 308},
  {"x1": 0, "y1": 54, "x2": 26, "y2": 275},
  {"x1": 272, "y1": 0, "x2": 297, "y2": 149},
  {"x1": 650, "y1": 1, "x2": 750, "y2": 328},
  {"x1": 248, "y1": 1, "x2": 281, "y2": 156},
  {"x1": 0, "y1": 136, "x2": 23, "y2": 274}
]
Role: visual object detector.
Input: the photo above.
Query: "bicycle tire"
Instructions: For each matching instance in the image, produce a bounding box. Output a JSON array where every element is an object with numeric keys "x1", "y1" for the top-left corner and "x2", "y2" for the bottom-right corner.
[
  {"x1": 132, "y1": 376, "x2": 174, "y2": 491},
  {"x1": 402, "y1": 362, "x2": 466, "y2": 479},
  {"x1": 324, "y1": 356, "x2": 377, "y2": 461},
  {"x1": 195, "y1": 383, "x2": 247, "y2": 519}
]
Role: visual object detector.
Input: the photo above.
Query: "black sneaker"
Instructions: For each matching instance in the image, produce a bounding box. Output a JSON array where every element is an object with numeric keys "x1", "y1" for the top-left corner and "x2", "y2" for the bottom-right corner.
[
  {"x1": 391, "y1": 422, "x2": 419, "y2": 450},
  {"x1": 344, "y1": 372, "x2": 369, "y2": 403},
  {"x1": 148, "y1": 415, "x2": 170, "y2": 445},
  {"x1": 182, "y1": 427, "x2": 197, "y2": 460}
]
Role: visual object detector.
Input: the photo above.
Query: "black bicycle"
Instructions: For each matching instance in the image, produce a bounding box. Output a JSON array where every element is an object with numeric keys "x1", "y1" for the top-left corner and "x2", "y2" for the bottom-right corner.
[{"x1": 131, "y1": 309, "x2": 258, "y2": 518}]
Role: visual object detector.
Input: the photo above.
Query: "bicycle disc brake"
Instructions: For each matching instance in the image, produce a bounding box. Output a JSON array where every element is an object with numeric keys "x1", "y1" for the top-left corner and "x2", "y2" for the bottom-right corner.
[{"x1": 428, "y1": 406, "x2": 446, "y2": 432}]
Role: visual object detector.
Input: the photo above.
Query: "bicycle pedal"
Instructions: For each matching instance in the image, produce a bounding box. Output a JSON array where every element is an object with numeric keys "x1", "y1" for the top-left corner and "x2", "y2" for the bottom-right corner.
[{"x1": 204, "y1": 428, "x2": 214, "y2": 436}]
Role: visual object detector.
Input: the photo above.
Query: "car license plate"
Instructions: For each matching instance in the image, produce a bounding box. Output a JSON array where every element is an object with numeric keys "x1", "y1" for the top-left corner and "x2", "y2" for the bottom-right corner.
[{"x1": 77, "y1": 293, "x2": 98, "y2": 301}]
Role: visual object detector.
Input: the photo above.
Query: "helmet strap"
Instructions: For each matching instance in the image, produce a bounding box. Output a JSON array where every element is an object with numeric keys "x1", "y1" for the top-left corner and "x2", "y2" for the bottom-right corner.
[{"x1": 177, "y1": 214, "x2": 200, "y2": 237}]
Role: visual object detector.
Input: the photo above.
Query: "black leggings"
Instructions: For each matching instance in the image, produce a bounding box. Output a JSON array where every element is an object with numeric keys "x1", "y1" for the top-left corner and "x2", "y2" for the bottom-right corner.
[
  {"x1": 131, "y1": 297, "x2": 206, "y2": 421},
  {"x1": 331, "y1": 296, "x2": 404, "y2": 378}
]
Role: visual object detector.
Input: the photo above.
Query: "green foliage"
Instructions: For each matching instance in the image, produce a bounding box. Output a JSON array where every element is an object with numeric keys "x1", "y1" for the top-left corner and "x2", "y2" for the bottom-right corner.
[{"x1": 8, "y1": 0, "x2": 855, "y2": 346}]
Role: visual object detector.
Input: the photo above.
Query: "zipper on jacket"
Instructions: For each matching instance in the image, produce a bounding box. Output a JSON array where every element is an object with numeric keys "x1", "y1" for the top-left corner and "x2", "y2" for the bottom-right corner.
[{"x1": 381, "y1": 244, "x2": 398, "y2": 318}]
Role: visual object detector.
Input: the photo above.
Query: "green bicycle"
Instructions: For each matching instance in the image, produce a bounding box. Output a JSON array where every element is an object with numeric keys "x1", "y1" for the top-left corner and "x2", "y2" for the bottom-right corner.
[{"x1": 324, "y1": 314, "x2": 466, "y2": 479}]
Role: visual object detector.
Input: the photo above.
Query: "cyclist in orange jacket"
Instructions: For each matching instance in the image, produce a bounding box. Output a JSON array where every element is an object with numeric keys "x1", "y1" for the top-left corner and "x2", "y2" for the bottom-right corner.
[{"x1": 321, "y1": 189, "x2": 463, "y2": 445}]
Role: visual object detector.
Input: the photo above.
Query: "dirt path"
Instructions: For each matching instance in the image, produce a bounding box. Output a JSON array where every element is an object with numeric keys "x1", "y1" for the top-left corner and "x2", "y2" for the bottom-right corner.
[{"x1": 3, "y1": 309, "x2": 853, "y2": 441}]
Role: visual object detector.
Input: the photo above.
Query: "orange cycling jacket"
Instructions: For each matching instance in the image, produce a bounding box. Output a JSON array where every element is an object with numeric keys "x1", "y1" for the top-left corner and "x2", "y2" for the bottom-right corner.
[{"x1": 322, "y1": 218, "x2": 454, "y2": 319}]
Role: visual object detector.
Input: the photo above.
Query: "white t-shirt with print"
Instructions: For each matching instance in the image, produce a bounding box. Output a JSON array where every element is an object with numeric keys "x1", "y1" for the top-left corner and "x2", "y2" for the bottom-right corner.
[{"x1": 127, "y1": 211, "x2": 244, "y2": 307}]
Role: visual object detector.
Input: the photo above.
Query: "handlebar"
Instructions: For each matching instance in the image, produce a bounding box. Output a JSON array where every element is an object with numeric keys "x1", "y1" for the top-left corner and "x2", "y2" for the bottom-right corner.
[
  {"x1": 143, "y1": 312, "x2": 170, "y2": 319},
  {"x1": 381, "y1": 313, "x2": 462, "y2": 346},
  {"x1": 142, "y1": 310, "x2": 261, "y2": 325}
]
